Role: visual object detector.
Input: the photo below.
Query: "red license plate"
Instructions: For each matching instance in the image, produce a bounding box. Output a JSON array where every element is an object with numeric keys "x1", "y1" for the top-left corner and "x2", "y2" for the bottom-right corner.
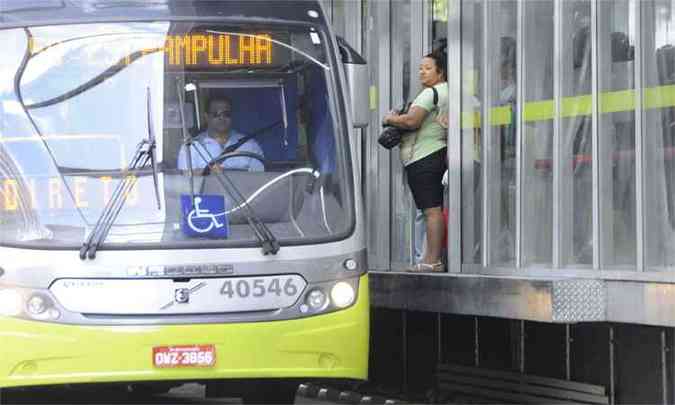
[{"x1": 152, "y1": 345, "x2": 216, "y2": 368}]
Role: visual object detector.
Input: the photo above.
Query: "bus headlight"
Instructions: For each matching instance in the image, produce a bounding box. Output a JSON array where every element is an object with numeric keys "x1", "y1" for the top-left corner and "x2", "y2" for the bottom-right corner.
[
  {"x1": 343, "y1": 258, "x2": 358, "y2": 271},
  {"x1": 305, "y1": 288, "x2": 328, "y2": 310},
  {"x1": 0, "y1": 289, "x2": 24, "y2": 317},
  {"x1": 27, "y1": 295, "x2": 48, "y2": 315},
  {"x1": 26, "y1": 294, "x2": 60, "y2": 320},
  {"x1": 0, "y1": 287, "x2": 62, "y2": 321},
  {"x1": 331, "y1": 282, "x2": 355, "y2": 308}
]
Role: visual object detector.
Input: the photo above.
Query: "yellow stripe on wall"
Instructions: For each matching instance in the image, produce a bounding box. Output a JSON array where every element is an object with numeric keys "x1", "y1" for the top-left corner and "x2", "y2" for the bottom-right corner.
[
  {"x1": 645, "y1": 84, "x2": 675, "y2": 110},
  {"x1": 524, "y1": 100, "x2": 554, "y2": 122},
  {"x1": 459, "y1": 84, "x2": 675, "y2": 130}
]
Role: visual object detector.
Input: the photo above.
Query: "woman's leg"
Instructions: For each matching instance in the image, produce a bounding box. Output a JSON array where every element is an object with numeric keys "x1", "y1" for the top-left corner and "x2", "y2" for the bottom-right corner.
[
  {"x1": 423, "y1": 206, "x2": 444, "y2": 264},
  {"x1": 414, "y1": 209, "x2": 427, "y2": 264}
]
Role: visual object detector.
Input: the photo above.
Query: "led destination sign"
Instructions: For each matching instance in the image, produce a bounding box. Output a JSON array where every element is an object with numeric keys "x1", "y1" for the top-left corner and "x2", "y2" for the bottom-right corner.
[
  {"x1": 1, "y1": 177, "x2": 145, "y2": 211},
  {"x1": 25, "y1": 31, "x2": 292, "y2": 71},
  {"x1": 163, "y1": 32, "x2": 289, "y2": 69}
]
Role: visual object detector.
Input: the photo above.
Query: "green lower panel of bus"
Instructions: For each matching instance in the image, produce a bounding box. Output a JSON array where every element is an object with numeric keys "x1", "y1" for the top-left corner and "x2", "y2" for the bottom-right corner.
[{"x1": 0, "y1": 275, "x2": 369, "y2": 389}]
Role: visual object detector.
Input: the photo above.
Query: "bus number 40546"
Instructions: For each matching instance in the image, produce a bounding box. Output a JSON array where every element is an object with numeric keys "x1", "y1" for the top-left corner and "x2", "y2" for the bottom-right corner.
[{"x1": 220, "y1": 277, "x2": 299, "y2": 299}]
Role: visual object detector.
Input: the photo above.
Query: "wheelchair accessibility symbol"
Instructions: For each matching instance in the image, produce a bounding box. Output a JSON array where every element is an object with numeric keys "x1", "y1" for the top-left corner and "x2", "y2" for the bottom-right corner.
[
  {"x1": 188, "y1": 197, "x2": 226, "y2": 233},
  {"x1": 180, "y1": 194, "x2": 229, "y2": 238}
]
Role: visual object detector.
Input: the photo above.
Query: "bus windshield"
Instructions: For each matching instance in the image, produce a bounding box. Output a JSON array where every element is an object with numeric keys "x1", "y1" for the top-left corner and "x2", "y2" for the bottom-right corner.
[{"x1": 0, "y1": 21, "x2": 353, "y2": 249}]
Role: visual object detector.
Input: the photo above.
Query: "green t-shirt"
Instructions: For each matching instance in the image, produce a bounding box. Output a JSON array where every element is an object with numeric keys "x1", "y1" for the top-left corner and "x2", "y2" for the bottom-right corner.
[{"x1": 399, "y1": 82, "x2": 448, "y2": 166}]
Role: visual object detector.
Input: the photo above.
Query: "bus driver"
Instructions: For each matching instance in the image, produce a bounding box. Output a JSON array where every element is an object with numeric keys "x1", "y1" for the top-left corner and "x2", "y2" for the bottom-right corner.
[{"x1": 177, "y1": 97, "x2": 265, "y2": 172}]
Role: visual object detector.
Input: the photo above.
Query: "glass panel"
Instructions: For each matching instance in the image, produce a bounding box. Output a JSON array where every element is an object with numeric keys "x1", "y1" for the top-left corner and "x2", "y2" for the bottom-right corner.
[
  {"x1": 521, "y1": 0, "x2": 554, "y2": 266},
  {"x1": 487, "y1": 0, "x2": 517, "y2": 266},
  {"x1": 414, "y1": 0, "x2": 448, "y2": 265},
  {"x1": 461, "y1": 0, "x2": 483, "y2": 264},
  {"x1": 598, "y1": 0, "x2": 637, "y2": 267},
  {"x1": 363, "y1": 0, "x2": 398, "y2": 270},
  {"x1": 331, "y1": 1, "x2": 347, "y2": 37},
  {"x1": 643, "y1": 0, "x2": 675, "y2": 269},
  {"x1": 560, "y1": 0, "x2": 593, "y2": 266},
  {"x1": 390, "y1": 0, "x2": 414, "y2": 268},
  {"x1": 433, "y1": 0, "x2": 449, "y2": 43},
  {"x1": 319, "y1": 0, "x2": 333, "y2": 22}
]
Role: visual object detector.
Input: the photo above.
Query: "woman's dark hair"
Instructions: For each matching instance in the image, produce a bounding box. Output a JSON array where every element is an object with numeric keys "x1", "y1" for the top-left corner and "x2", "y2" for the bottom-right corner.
[{"x1": 425, "y1": 39, "x2": 447, "y2": 80}]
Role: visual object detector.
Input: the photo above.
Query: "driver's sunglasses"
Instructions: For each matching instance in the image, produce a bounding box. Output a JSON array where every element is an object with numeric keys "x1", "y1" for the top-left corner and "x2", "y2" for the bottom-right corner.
[{"x1": 209, "y1": 109, "x2": 232, "y2": 119}]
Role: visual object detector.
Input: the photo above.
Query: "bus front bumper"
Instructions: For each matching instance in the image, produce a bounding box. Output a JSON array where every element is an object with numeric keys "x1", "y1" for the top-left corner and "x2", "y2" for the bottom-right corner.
[{"x1": 0, "y1": 275, "x2": 369, "y2": 389}]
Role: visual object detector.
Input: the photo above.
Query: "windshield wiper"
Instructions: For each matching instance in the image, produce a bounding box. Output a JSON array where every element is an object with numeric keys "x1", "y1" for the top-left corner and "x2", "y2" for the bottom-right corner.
[
  {"x1": 197, "y1": 147, "x2": 280, "y2": 255},
  {"x1": 146, "y1": 86, "x2": 161, "y2": 209},
  {"x1": 178, "y1": 81, "x2": 279, "y2": 255},
  {"x1": 79, "y1": 87, "x2": 161, "y2": 260}
]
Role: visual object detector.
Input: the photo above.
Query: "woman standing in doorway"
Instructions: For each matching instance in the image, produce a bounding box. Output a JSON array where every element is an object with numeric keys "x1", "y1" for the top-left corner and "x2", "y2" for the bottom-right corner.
[{"x1": 383, "y1": 49, "x2": 448, "y2": 272}]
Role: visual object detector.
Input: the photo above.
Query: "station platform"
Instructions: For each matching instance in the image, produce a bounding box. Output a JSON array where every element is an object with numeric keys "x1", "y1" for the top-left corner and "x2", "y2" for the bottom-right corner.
[{"x1": 369, "y1": 271, "x2": 675, "y2": 327}]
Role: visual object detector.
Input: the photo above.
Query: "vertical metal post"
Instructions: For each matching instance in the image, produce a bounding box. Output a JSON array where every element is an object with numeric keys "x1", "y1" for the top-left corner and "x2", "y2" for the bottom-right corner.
[
  {"x1": 437, "y1": 313, "x2": 443, "y2": 364},
  {"x1": 514, "y1": 0, "x2": 524, "y2": 269},
  {"x1": 481, "y1": 0, "x2": 492, "y2": 267},
  {"x1": 566, "y1": 324, "x2": 572, "y2": 380},
  {"x1": 662, "y1": 329, "x2": 668, "y2": 405},
  {"x1": 609, "y1": 325, "x2": 615, "y2": 405},
  {"x1": 634, "y1": 0, "x2": 645, "y2": 272},
  {"x1": 519, "y1": 320, "x2": 526, "y2": 373},
  {"x1": 402, "y1": 310, "x2": 408, "y2": 395},
  {"x1": 474, "y1": 316, "x2": 480, "y2": 367},
  {"x1": 672, "y1": 328, "x2": 675, "y2": 405},
  {"x1": 422, "y1": 0, "x2": 431, "y2": 53},
  {"x1": 597, "y1": 0, "x2": 616, "y2": 268},
  {"x1": 447, "y1": 0, "x2": 462, "y2": 273},
  {"x1": 552, "y1": 0, "x2": 563, "y2": 269},
  {"x1": 591, "y1": 0, "x2": 600, "y2": 270},
  {"x1": 408, "y1": 0, "x2": 425, "y2": 268}
]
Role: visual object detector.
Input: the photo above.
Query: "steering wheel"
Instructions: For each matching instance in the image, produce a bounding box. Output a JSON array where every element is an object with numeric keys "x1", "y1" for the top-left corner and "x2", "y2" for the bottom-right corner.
[{"x1": 201, "y1": 151, "x2": 267, "y2": 175}]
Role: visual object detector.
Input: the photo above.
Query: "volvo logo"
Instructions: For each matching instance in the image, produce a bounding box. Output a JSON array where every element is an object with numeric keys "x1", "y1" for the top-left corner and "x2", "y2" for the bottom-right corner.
[
  {"x1": 175, "y1": 288, "x2": 190, "y2": 304},
  {"x1": 160, "y1": 282, "x2": 207, "y2": 310}
]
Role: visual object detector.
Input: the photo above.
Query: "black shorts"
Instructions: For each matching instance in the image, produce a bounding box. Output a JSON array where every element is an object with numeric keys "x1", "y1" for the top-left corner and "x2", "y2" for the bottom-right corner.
[{"x1": 405, "y1": 148, "x2": 447, "y2": 210}]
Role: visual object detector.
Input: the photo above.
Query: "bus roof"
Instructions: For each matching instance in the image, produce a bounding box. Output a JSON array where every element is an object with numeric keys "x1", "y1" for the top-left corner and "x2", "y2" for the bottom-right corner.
[{"x1": 0, "y1": 0, "x2": 327, "y2": 28}]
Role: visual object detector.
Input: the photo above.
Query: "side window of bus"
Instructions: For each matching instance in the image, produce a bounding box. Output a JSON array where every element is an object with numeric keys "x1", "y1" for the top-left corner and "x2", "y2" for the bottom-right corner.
[{"x1": 305, "y1": 66, "x2": 336, "y2": 177}]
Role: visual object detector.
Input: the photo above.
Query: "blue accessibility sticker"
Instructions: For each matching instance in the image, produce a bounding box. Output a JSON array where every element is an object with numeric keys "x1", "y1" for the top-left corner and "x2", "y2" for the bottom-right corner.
[{"x1": 180, "y1": 194, "x2": 229, "y2": 238}]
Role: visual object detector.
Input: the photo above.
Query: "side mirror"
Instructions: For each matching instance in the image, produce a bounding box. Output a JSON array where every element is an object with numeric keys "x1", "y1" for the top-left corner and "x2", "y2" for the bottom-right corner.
[{"x1": 337, "y1": 36, "x2": 369, "y2": 129}]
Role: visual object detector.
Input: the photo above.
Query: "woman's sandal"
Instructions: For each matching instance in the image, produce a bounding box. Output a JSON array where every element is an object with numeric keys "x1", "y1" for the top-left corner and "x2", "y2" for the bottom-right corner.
[{"x1": 406, "y1": 262, "x2": 445, "y2": 273}]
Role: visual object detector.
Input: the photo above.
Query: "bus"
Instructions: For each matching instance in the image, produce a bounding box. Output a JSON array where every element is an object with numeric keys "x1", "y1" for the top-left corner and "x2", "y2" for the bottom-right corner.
[{"x1": 0, "y1": 1, "x2": 369, "y2": 403}]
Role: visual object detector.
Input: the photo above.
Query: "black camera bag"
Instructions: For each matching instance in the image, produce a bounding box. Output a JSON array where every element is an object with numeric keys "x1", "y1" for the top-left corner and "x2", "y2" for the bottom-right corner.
[{"x1": 377, "y1": 86, "x2": 438, "y2": 149}]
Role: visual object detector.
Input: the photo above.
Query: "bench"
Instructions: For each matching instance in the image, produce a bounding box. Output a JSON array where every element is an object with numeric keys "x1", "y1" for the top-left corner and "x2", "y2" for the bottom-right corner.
[{"x1": 433, "y1": 364, "x2": 609, "y2": 404}]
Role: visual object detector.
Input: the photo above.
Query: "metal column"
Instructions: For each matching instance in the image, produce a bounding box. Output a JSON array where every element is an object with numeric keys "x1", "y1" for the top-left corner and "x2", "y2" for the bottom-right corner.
[
  {"x1": 609, "y1": 326, "x2": 615, "y2": 405},
  {"x1": 566, "y1": 324, "x2": 572, "y2": 380},
  {"x1": 591, "y1": 0, "x2": 600, "y2": 270},
  {"x1": 402, "y1": 311, "x2": 408, "y2": 395},
  {"x1": 633, "y1": 0, "x2": 645, "y2": 272},
  {"x1": 552, "y1": 0, "x2": 563, "y2": 268},
  {"x1": 474, "y1": 316, "x2": 480, "y2": 367},
  {"x1": 446, "y1": 0, "x2": 462, "y2": 273},
  {"x1": 514, "y1": 0, "x2": 524, "y2": 269},
  {"x1": 661, "y1": 329, "x2": 668, "y2": 405},
  {"x1": 481, "y1": 0, "x2": 493, "y2": 267}
]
